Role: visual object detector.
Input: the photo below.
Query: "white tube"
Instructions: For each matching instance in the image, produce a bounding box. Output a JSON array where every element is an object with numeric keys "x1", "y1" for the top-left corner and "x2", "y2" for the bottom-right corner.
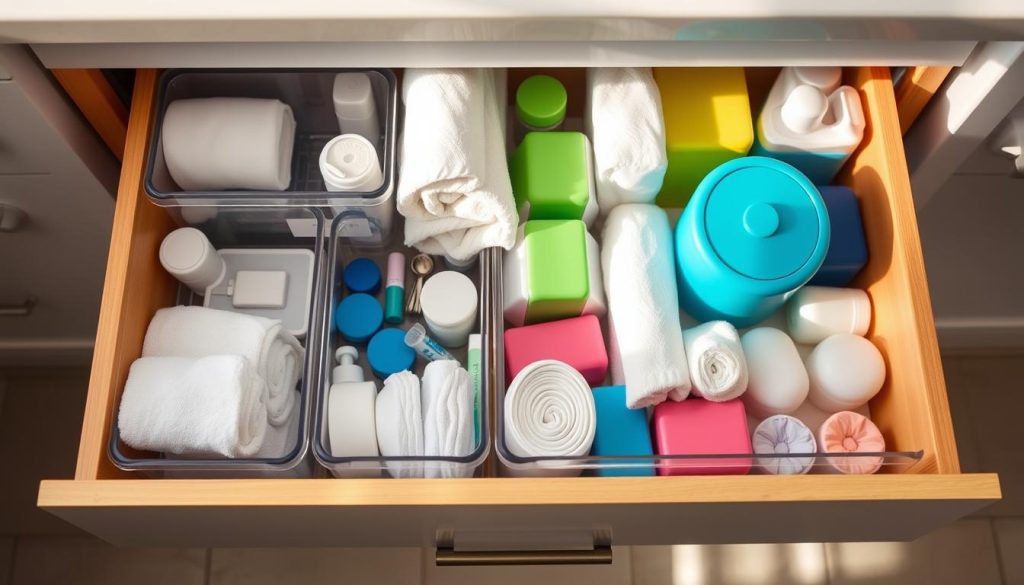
[{"x1": 158, "y1": 227, "x2": 226, "y2": 294}]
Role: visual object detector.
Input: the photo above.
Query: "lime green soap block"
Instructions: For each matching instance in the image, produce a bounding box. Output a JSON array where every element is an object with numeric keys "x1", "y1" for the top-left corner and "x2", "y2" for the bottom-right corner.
[
  {"x1": 510, "y1": 132, "x2": 597, "y2": 225},
  {"x1": 503, "y1": 219, "x2": 607, "y2": 327}
]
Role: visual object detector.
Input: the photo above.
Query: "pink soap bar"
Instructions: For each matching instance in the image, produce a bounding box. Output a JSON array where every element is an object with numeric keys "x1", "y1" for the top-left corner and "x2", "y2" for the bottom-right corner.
[
  {"x1": 504, "y1": 314, "x2": 608, "y2": 385},
  {"x1": 652, "y1": 399, "x2": 752, "y2": 476}
]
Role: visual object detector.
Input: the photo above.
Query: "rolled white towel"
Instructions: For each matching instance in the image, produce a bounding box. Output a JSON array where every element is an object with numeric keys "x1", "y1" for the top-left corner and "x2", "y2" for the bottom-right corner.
[
  {"x1": 118, "y1": 355, "x2": 267, "y2": 458},
  {"x1": 752, "y1": 414, "x2": 817, "y2": 475},
  {"x1": 602, "y1": 204, "x2": 691, "y2": 408},
  {"x1": 375, "y1": 370, "x2": 424, "y2": 478},
  {"x1": 397, "y1": 68, "x2": 518, "y2": 261},
  {"x1": 142, "y1": 306, "x2": 302, "y2": 425},
  {"x1": 258, "y1": 391, "x2": 301, "y2": 459},
  {"x1": 162, "y1": 97, "x2": 296, "y2": 191},
  {"x1": 585, "y1": 68, "x2": 667, "y2": 212},
  {"x1": 683, "y1": 321, "x2": 749, "y2": 402},
  {"x1": 422, "y1": 360, "x2": 475, "y2": 478},
  {"x1": 504, "y1": 360, "x2": 596, "y2": 463}
]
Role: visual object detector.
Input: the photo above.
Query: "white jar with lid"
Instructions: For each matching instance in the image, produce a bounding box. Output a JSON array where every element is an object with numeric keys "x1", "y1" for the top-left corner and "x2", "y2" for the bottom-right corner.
[
  {"x1": 420, "y1": 271, "x2": 479, "y2": 348},
  {"x1": 787, "y1": 286, "x2": 871, "y2": 345}
]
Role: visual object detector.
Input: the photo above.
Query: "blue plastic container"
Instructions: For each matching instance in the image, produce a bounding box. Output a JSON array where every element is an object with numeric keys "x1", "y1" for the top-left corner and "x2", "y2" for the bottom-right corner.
[
  {"x1": 808, "y1": 186, "x2": 867, "y2": 287},
  {"x1": 675, "y1": 157, "x2": 831, "y2": 327}
]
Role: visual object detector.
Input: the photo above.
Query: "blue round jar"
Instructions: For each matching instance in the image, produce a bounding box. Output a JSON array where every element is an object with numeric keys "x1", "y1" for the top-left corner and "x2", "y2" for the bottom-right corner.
[
  {"x1": 675, "y1": 157, "x2": 831, "y2": 327},
  {"x1": 335, "y1": 293, "x2": 384, "y2": 343}
]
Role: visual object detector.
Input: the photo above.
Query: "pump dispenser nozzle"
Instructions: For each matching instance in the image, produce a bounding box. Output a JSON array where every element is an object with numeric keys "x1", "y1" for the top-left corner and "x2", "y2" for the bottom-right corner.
[{"x1": 333, "y1": 346, "x2": 366, "y2": 383}]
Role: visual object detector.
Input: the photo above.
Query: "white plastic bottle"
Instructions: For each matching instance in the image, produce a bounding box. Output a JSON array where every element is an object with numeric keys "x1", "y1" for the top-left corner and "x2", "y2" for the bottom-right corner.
[
  {"x1": 328, "y1": 346, "x2": 380, "y2": 458},
  {"x1": 787, "y1": 286, "x2": 871, "y2": 345},
  {"x1": 333, "y1": 72, "x2": 380, "y2": 147}
]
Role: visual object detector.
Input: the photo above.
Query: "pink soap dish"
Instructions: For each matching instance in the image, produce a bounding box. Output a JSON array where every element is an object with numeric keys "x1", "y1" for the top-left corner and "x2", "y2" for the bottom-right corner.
[
  {"x1": 652, "y1": 399, "x2": 752, "y2": 476},
  {"x1": 503, "y1": 314, "x2": 608, "y2": 385}
]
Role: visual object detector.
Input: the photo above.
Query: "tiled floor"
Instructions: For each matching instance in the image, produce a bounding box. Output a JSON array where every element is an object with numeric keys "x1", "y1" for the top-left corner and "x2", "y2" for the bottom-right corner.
[{"x1": 1, "y1": 355, "x2": 1023, "y2": 584}]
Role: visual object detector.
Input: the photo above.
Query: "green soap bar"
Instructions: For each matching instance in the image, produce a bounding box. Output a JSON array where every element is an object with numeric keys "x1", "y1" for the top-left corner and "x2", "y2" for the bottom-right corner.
[
  {"x1": 523, "y1": 219, "x2": 589, "y2": 324},
  {"x1": 510, "y1": 132, "x2": 592, "y2": 221}
]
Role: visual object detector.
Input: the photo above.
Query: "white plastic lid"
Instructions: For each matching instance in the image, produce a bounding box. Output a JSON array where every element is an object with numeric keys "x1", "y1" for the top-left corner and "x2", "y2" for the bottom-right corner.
[
  {"x1": 159, "y1": 227, "x2": 212, "y2": 273},
  {"x1": 420, "y1": 271, "x2": 478, "y2": 329},
  {"x1": 849, "y1": 289, "x2": 872, "y2": 337},
  {"x1": 333, "y1": 346, "x2": 366, "y2": 383},
  {"x1": 326, "y1": 135, "x2": 376, "y2": 181}
]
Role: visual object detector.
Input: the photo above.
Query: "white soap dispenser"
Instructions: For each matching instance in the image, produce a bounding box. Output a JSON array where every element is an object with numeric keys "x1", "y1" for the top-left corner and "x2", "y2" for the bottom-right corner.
[{"x1": 327, "y1": 346, "x2": 380, "y2": 458}]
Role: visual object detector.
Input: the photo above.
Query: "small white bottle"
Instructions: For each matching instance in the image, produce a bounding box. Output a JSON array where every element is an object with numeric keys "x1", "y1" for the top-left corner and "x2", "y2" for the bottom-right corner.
[
  {"x1": 328, "y1": 346, "x2": 380, "y2": 458},
  {"x1": 159, "y1": 227, "x2": 226, "y2": 294},
  {"x1": 787, "y1": 286, "x2": 871, "y2": 345},
  {"x1": 319, "y1": 134, "x2": 384, "y2": 193},
  {"x1": 333, "y1": 72, "x2": 380, "y2": 147}
]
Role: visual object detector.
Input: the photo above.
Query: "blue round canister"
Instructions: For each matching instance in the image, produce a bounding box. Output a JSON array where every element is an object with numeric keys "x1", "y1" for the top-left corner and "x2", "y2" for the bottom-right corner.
[{"x1": 675, "y1": 157, "x2": 831, "y2": 327}]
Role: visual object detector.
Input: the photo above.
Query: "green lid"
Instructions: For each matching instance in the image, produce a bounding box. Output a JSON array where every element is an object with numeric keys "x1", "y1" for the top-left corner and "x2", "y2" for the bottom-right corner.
[{"x1": 516, "y1": 75, "x2": 568, "y2": 129}]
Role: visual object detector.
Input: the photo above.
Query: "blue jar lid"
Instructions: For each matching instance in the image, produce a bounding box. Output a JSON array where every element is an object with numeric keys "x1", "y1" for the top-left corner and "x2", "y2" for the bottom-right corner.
[
  {"x1": 700, "y1": 157, "x2": 829, "y2": 281},
  {"x1": 343, "y1": 257, "x2": 382, "y2": 294},
  {"x1": 367, "y1": 327, "x2": 416, "y2": 378},
  {"x1": 335, "y1": 293, "x2": 383, "y2": 343}
]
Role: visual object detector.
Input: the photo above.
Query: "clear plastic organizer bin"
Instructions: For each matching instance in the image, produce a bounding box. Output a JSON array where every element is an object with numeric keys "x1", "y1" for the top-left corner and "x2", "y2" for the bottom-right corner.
[
  {"x1": 312, "y1": 216, "x2": 496, "y2": 478},
  {"x1": 144, "y1": 68, "x2": 398, "y2": 238},
  {"x1": 108, "y1": 206, "x2": 327, "y2": 478}
]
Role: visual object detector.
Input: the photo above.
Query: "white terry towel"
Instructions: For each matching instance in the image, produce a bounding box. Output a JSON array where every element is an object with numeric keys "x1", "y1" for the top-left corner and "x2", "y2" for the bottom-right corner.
[
  {"x1": 421, "y1": 360, "x2": 475, "y2": 478},
  {"x1": 504, "y1": 360, "x2": 596, "y2": 461},
  {"x1": 585, "y1": 68, "x2": 667, "y2": 212},
  {"x1": 258, "y1": 391, "x2": 301, "y2": 459},
  {"x1": 752, "y1": 414, "x2": 817, "y2": 475},
  {"x1": 602, "y1": 204, "x2": 691, "y2": 408},
  {"x1": 397, "y1": 68, "x2": 518, "y2": 261},
  {"x1": 143, "y1": 306, "x2": 303, "y2": 426},
  {"x1": 119, "y1": 355, "x2": 268, "y2": 458},
  {"x1": 375, "y1": 370, "x2": 425, "y2": 478},
  {"x1": 162, "y1": 97, "x2": 296, "y2": 191},
  {"x1": 682, "y1": 321, "x2": 749, "y2": 402}
]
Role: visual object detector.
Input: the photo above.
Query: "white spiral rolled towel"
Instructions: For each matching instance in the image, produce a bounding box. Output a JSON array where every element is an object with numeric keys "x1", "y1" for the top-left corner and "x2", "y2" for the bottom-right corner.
[{"x1": 682, "y1": 321, "x2": 749, "y2": 402}]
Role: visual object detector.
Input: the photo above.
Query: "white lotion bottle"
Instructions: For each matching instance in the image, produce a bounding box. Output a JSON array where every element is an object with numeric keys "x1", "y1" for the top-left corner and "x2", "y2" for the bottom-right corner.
[
  {"x1": 328, "y1": 346, "x2": 380, "y2": 458},
  {"x1": 787, "y1": 286, "x2": 871, "y2": 345},
  {"x1": 159, "y1": 227, "x2": 226, "y2": 294},
  {"x1": 333, "y1": 72, "x2": 380, "y2": 147}
]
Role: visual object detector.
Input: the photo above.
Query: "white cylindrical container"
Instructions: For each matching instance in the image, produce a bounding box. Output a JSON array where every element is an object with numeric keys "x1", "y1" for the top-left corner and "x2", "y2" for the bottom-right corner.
[
  {"x1": 319, "y1": 134, "x2": 384, "y2": 194},
  {"x1": 420, "y1": 271, "x2": 478, "y2": 348},
  {"x1": 806, "y1": 333, "x2": 886, "y2": 412},
  {"x1": 444, "y1": 253, "x2": 478, "y2": 272},
  {"x1": 787, "y1": 286, "x2": 872, "y2": 345},
  {"x1": 158, "y1": 227, "x2": 226, "y2": 294},
  {"x1": 741, "y1": 327, "x2": 809, "y2": 418},
  {"x1": 333, "y1": 72, "x2": 380, "y2": 147}
]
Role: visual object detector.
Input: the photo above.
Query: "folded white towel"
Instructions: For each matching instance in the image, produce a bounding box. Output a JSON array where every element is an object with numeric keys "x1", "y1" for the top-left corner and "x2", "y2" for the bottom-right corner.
[
  {"x1": 119, "y1": 355, "x2": 267, "y2": 458},
  {"x1": 752, "y1": 414, "x2": 817, "y2": 475},
  {"x1": 682, "y1": 321, "x2": 749, "y2": 402},
  {"x1": 422, "y1": 360, "x2": 475, "y2": 478},
  {"x1": 142, "y1": 306, "x2": 303, "y2": 426},
  {"x1": 258, "y1": 391, "x2": 301, "y2": 459},
  {"x1": 504, "y1": 360, "x2": 596, "y2": 461},
  {"x1": 375, "y1": 370, "x2": 424, "y2": 478},
  {"x1": 602, "y1": 204, "x2": 691, "y2": 408},
  {"x1": 585, "y1": 68, "x2": 667, "y2": 213},
  {"x1": 162, "y1": 97, "x2": 296, "y2": 191},
  {"x1": 397, "y1": 68, "x2": 518, "y2": 261}
]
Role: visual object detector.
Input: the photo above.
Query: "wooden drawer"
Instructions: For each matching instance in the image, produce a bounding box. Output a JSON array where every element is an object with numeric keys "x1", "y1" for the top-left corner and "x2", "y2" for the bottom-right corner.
[{"x1": 37, "y1": 67, "x2": 1000, "y2": 550}]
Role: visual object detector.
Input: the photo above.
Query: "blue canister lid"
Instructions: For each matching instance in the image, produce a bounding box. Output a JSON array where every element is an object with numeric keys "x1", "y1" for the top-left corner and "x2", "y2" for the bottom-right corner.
[
  {"x1": 335, "y1": 293, "x2": 383, "y2": 343},
  {"x1": 367, "y1": 327, "x2": 416, "y2": 378},
  {"x1": 343, "y1": 257, "x2": 382, "y2": 294},
  {"x1": 700, "y1": 157, "x2": 829, "y2": 281}
]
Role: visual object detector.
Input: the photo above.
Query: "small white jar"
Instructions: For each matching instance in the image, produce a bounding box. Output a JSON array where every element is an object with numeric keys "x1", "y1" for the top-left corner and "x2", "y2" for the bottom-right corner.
[
  {"x1": 787, "y1": 286, "x2": 871, "y2": 345},
  {"x1": 806, "y1": 333, "x2": 886, "y2": 413},
  {"x1": 319, "y1": 134, "x2": 384, "y2": 193},
  {"x1": 420, "y1": 271, "x2": 479, "y2": 348},
  {"x1": 158, "y1": 227, "x2": 226, "y2": 294}
]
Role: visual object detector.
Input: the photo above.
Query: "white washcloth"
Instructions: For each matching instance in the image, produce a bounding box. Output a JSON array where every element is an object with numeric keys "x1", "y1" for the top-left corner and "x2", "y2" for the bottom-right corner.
[
  {"x1": 585, "y1": 68, "x2": 667, "y2": 212},
  {"x1": 162, "y1": 97, "x2": 296, "y2": 191},
  {"x1": 682, "y1": 321, "x2": 749, "y2": 402},
  {"x1": 375, "y1": 370, "x2": 424, "y2": 478},
  {"x1": 504, "y1": 360, "x2": 596, "y2": 460},
  {"x1": 119, "y1": 355, "x2": 267, "y2": 458},
  {"x1": 397, "y1": 68, "x2": 518, "y2": 261},
  {"x1": 258, "y1": 391, "x2": 301, "y2": 459},
  {"x1": 142, "y1": 306, "x2": 302, "y2": 426},
  {"x1": 752, "y1": 414, "x2": 817, "y2": 475},
  {"x1": 601, "y1": 204, "x2": 691, "y2": 408},
  {"x1": 422, "y1": 360, "x2": 475, "y2": 478}
]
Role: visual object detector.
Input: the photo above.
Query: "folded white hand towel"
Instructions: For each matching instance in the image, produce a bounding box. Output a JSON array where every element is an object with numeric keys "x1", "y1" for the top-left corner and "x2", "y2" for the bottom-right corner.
[
  {"x1": 258, "y1": 391, "x2": 301, "y2": 459},
  {"x1": 585, "y1": 68, "x2": 667, "y2": 213},
  {"x1": 142, "y1": 306, "x2": 303, "y2": 426},
  {"x1": 375, "y1": 370, "x2": 424, "y2": 478},
  {"x1": 504, "y1": 360, "x2": 596, "y2": 460},
  {"x1": 162, "y1": 97, "x2": 296, "y2": 191},
  {"x1": 752, "y1": 414, "x2": 817, "y2": 475},
  {"x1": 682, "y1": 321, "x2": 748, "y2": 402},
  {"x1": 602, "y1": 204, "x2": 691, "y2": 408},
  {"x1": 422, "y1": 360, "x2": 475, "y2": 478},
  {"x1": 397, "y1": 68, "x2": 518, "y2": 261},
  {"x1": 119, "y1": 355, "x2": 267, "y2": 458}
]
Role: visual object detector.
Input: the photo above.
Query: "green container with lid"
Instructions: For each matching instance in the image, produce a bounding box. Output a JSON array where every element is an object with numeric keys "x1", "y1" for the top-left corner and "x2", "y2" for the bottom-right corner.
[{"x1": 516, "y1": 75, "x2": 568, "y2": 130}]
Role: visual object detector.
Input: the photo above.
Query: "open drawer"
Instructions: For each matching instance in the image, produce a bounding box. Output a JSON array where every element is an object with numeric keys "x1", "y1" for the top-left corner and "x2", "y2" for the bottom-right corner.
[{"x1": 37, "y1": 67, "x2": 999, "y2": 550}]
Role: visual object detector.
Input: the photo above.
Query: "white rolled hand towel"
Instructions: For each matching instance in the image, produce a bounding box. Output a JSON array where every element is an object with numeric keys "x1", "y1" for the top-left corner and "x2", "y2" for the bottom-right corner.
[
  {"x1": 422, "y1": 360, "x2": 475, "y2": 478},
  {"x1": 602, "y1": 204, "x2": 691, "y2": 408},
  {"x1": 258, "y1": 391, "x2": 301, "y2": 459},
  {"x1": 143, "y1": 306, "x2": 303, "y2": 425},
  {"x1": 752, "y1": 414, "x2": 817, "y2": 475},
  {"x1": 162, "y1": 97, "x2": 296, "y2": 191},
  {"x1": 585, "y1": 68, "x2": 667, "y2": 212},
  {"x1": 397, "y1": 68, "x2": 518, "y2": 261},
  {"x1": 682, "y1": 321, "x2": 749, "y2": 402},
  {"x1": 504, "y1": 360, "x2": 596, "y2": 461},
  {"x1": 375, "y1": 370, "x2": 424, "y2": 478},
  {"x1": 119, "y1": 355, "x2": 268, "y2": 458}
]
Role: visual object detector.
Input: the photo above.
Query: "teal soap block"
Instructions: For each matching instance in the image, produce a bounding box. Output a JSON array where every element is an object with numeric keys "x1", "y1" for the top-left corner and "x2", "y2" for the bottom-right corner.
[
  {"x1": 509, "y1": 132, "x2": 596, "y2": 225},
  {"x1": 809, "y1": 186, "x2": 867, "y2": 287},
  {"x1": 592, "y1": 385, "x2": 655, "y2": 477}
]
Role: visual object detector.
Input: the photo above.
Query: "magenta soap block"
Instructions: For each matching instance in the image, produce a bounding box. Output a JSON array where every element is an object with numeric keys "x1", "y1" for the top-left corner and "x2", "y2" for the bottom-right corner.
[
  {"x1": 503, "y1": 314, "x2": 608, "y2": 385},
  {"x1": 652, "y1": 399, "x2": 752, "y2": 476}
]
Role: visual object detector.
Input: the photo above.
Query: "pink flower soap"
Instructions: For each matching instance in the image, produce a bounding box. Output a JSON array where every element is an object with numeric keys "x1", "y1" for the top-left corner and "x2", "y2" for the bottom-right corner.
[
  {"x1": 503, "y1": 314, "x2": 608, "y2": 385},
  {"x1": 652, "y1": 399, "x2": 752, "y2": 476}
]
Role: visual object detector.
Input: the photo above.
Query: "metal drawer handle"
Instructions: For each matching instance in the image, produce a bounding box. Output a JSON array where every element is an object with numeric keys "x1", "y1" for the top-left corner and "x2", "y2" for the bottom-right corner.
[
  {"x1": 0, "y1": 296, "x2": 37, "y2": 316},
  {"x1": 435, "y1": 545, "x2": 612, "y2": 567}
]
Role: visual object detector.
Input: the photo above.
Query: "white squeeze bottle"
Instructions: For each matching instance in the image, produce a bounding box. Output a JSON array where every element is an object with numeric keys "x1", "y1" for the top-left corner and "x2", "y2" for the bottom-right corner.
[{"x1": 327, "y1": 346, "x2": 380, "y2": 457}]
